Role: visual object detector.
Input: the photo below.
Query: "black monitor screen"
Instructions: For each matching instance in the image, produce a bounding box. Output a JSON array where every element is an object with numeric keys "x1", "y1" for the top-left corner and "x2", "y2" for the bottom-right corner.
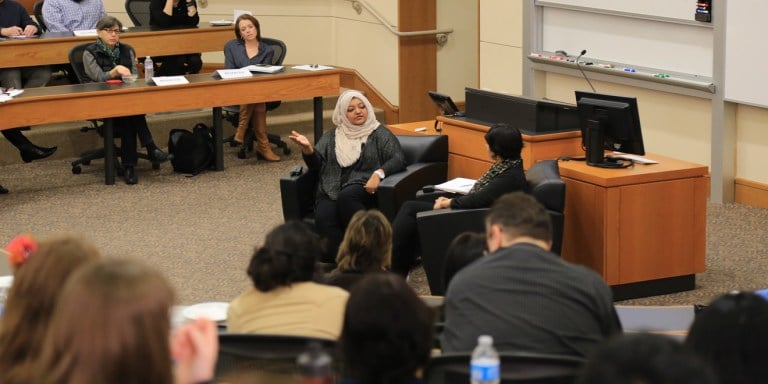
[
  {"x1": 428, "y1": 91, "x2": 463, "y2": 116},
  {"x1": 575, "y1": 91, "x2": 645, "y2": 168}
]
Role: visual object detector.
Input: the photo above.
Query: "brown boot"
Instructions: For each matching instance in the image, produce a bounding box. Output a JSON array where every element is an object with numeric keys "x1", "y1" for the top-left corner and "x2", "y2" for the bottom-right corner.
[
  {"x1": 251, "y1": 103, "x2": 280, "y2": 162},
  {"x1": 233, "y1": 104, "x2": 254, "y2": 144}
]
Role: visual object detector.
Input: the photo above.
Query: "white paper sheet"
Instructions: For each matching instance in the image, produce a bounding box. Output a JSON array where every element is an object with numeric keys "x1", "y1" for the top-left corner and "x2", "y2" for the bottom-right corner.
[
  {"x1": 73, "y1": 29, "x2": 98, "y2": 36},
  {"x1": 243, "y1": 64, "x2": 284, "y2": 73},
  {"x1": 435, "y1": 177, "x2": 477, "y2": 195},
  {"x1": 215, "y1": 68, "x2": 252, "y2": 79},
  {"x1": 150, "y1": 76, "x2": 189, "y2": 86}
]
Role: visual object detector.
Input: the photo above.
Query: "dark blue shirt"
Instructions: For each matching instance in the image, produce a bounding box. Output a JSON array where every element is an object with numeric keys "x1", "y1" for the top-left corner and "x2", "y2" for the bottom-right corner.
[{"x1": 0, "y1": 0, "x2": 38, "y2": 31}]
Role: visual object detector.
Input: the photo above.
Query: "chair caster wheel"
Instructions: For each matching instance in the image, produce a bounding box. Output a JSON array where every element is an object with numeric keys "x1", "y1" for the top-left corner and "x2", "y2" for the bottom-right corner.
[{"x1": 72, "y1": 166, "x2": 82, "y2": 174}]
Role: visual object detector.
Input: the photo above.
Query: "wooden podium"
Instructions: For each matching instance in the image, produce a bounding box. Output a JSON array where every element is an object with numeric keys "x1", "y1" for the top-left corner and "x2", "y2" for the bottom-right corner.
[{"x1": 558, "y1": 155, "x2": 709, "y2": 300}]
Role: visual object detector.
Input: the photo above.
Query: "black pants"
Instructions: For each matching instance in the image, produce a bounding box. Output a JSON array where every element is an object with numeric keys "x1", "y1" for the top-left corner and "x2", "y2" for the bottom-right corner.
[
  {"x1": 391, "y1": 200, "x2": 435, "y2": 276},
  {"x1": 156, "y1": 54, "x2": 203, "y2": 76},
  {"x1": 113, "y1": 115, "x2": 155, "y2": 166},
  {"x1": 315, "y1": 184, "x2": 376, "y2": 262}
]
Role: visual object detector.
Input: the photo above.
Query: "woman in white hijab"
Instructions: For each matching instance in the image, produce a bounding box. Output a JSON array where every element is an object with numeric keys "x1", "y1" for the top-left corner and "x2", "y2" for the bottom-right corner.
[{"x1": 289, "y1": 90, "x2": 405, "y2": 262}]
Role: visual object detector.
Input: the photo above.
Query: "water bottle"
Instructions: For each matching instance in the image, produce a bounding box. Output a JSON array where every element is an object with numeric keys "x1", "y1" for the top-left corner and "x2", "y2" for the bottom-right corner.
[
  {"x1": 144, "y1": 56, "x2": 154, "y2": 83},
  {"x1": 471, "y1": 335, "x2": 500, "y2": 384},
  {"x1": 297, "y1": 342, "x2": 333, "y2": 384}
]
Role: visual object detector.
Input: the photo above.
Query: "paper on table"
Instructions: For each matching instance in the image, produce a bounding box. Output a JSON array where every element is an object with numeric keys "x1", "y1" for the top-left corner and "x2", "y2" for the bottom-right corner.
[
  {"x1": 435, "y1": 177, "x2": 476, "y2": 195},
  {"x1": 292, "y1": 64, "x2": 334, "y2": 71},
  {"x1": 73, "y1": 29, "x2": 98, "y2": 36},
  {"x1": 150, "y1": 76, "x2": 189, "y2": 86},
  {"x1": 215, "y1": 68, "x2": 252, "y2": 79},
  {"x1": 244, "y1": 64, "x2": 284, "y2": 73},
  {"x1": 608, "y1": 152, "x2": 658, "y2": 164}
]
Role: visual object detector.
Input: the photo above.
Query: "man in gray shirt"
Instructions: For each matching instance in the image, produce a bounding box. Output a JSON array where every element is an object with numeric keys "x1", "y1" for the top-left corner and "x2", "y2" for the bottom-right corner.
[{"x1": 441, "y1": 192, "x2": 621, "y2": 357}]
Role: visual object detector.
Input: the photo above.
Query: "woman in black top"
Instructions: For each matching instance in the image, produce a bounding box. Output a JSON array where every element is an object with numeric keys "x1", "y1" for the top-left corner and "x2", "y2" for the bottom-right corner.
[
  {"x1": 390, "y1": 123, "x2": 527, "y2": 276},
  {"x1": 148, "y1": 0, "x2": 203, "y2": 75}
]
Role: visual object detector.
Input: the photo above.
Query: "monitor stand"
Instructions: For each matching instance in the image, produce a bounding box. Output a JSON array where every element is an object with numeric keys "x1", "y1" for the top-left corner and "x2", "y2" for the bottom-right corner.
[{"x1": 585, "y1": 119, "x2": 630, "y2": 168}]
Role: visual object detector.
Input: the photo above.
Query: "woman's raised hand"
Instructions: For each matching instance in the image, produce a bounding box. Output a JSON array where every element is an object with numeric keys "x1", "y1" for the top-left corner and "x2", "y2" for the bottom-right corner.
[{"x1": 288, "y1": 130, "x2": 313, "y2": 154}]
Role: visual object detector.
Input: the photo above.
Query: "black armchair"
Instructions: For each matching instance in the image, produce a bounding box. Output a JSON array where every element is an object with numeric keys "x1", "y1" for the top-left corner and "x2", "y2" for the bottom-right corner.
[
  {"x1": 280, "y1": 134, "x2": 449, "y2": 224},
  {"x1": 417, "y1": 160, "x2": 566, "y2": 295},
  {"x1": 424, "y1": 351, "x2": 585, "y2": 384},
  {"x1": 216, "y1": 333, "x2": 337, "y2": 381}
]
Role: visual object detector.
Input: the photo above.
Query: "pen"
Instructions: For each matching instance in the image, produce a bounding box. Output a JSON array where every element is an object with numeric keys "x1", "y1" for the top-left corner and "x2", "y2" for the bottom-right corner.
[{"x1": 623, "y1": 68, "x2": 636, "y2": 73}]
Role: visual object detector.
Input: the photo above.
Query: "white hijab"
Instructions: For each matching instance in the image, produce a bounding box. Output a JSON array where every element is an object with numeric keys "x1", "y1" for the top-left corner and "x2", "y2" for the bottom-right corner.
[{"x1": 332, "y1": 90, "x2": 380, "y2": 167}]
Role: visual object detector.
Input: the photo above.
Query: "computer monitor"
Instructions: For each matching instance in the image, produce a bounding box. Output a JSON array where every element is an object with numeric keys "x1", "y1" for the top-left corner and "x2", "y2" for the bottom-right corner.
[
  {"x1": 575, "y1": 91, "x2": 645, "y2": 168},
  {"x1": 428, "y1": 91, "x2": 464, "y2": 117}
]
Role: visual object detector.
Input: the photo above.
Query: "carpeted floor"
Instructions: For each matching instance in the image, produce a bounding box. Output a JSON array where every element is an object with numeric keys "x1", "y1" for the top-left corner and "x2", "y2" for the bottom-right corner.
[{"x1": 1, "y1": 126, "x2": 767, "y2": 306}]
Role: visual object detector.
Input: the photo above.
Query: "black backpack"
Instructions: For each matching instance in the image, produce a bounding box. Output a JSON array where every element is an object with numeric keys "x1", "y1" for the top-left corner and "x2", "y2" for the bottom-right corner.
[{"x1": 168, "y1": 123, "x2": 214, "y2": 175}]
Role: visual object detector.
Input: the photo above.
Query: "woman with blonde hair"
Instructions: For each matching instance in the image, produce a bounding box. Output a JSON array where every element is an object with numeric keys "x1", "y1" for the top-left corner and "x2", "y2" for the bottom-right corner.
[
  {"x1": 37, "y1": 259, "x2": 218, "y2": 384},
  {"x1": 325, "y1": 209, "x2": 392, "y2": 290},
  {"x1": 0, "y1": 234, "x2": 101, "y2": 383}
]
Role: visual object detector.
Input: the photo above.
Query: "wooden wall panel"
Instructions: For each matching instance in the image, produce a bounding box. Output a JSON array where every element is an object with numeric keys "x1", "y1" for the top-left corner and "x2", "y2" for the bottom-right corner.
[{"x1": 398, "y1": 0, "x2": 437, "y2": 122}]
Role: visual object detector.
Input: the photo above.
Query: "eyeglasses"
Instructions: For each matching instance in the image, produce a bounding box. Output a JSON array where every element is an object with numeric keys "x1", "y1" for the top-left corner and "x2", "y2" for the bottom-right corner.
[{"x1": 100, "y1": 28, "x2": 122, "y2": 35}]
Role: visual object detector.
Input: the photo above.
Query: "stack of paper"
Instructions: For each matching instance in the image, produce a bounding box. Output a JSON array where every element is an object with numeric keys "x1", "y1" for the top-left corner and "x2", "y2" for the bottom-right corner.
[
  {"x1": 434, "y1": 177, "x2": 476, "y2": 195},
  {"x1": 244, "y1": 65, "x2": 284, "y2": 73}
]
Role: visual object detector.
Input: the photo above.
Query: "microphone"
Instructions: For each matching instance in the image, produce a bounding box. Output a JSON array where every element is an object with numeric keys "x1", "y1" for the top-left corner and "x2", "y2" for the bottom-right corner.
[{"x1": 575, "y1": 49, "x2": 596, "y2": 93}]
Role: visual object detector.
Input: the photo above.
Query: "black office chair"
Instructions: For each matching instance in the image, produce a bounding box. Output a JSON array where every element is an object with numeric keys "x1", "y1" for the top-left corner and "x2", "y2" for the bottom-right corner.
[
  {"x1": 32, "y1": 0, "x2": 47, "y2": 32},
  {"x1": 67, "y1": 43, "x2": 161, "y2": 175},
  {"x1": 124, "y1": 0, "x2": 151, "y2": 26},
  {"x1": 34, "y1": 0, "x2": 78, "y2": 84},
  {"x1": 221, "y1": 37, "x2": 291, "y2": 157},
  {"x1": 424, "y1": 352, "x2": 585, "y2": 384},
  {"x1": 416, "y1": 160, "x2": 566, "y2": 295},
  {"x1": 216, "y1": 333, "x2": 337, "y2": 381}
]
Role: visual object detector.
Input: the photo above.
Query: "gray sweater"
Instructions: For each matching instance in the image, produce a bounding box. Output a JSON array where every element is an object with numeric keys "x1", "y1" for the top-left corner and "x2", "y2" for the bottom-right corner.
[{"x1": 304, "y1": 125, "x2": 405, "y2": 200}]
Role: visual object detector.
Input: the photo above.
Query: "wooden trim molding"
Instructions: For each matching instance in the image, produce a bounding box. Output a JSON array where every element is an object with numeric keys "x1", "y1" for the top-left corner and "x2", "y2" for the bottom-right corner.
[{"x1": 735, "y1": 178, "x2": 768, "y2": 209}]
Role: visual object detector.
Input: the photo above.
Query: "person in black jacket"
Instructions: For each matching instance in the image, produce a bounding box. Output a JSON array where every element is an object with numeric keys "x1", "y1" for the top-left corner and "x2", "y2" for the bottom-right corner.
[
  {"x1": 82, "y1": 16, "x2": 168, "y2": 184},
  {"x1": 149, "y1": 0, "x2": 202, "y2": 75},
  {"x1": 390, "y1": 122, "x2": 527, "y2": 277}
]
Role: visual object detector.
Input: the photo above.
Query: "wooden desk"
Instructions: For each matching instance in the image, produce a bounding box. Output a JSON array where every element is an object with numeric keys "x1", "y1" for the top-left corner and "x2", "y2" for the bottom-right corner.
[
  {"x1": 558, "y1": 155, "x2": 709, "y2": 300},
  {"x1": 0, "y1": 26, "x2": 232, "y2": 69},
  {"x1": 398, "y1": 117, "x2": 583, "y2": 178},
  {"x1": 1, "y1": 68, "x2": 343, "y2": 184}
]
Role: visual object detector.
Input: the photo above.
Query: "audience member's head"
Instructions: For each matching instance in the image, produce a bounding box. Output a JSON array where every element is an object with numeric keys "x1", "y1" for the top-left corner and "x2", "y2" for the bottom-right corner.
[
  {"x1": 336, "y1": 209, "x2": 392, "y2": 272},
  {"x1": 685, "y1": 291, "x2": 768, "y2": 384},
  {"x1": 37, "y1": 259, "x2": 218, "y2": 384},
  {"x1": 578, "y1": 333, "x2": 716, "y2": 384},
  {"x1": 247, "y1": 221, "x2": 322, "y2": 292},
  {"x1": 0, "y1": 235, "x2": 101, "y2": 383},
  {"x1": 485, "y1": 123, "x2": 523, "y2": 161},
  {"x1": 340, "y1": 273, "x2": 434, "y2": 384},
  {"x1": 442, "y1": 231, "x2": 486, "y2": 292},
  {"x1": 484, "y1": 191, "x2": 552, "y2": 253}
]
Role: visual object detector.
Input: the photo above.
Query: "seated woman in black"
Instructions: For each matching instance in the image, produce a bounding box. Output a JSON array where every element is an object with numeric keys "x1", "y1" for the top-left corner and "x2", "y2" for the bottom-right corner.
[
  {"x1": 289, "y1": 90, "x2": 405, "y2": 261},
  {"x1": 390, "y1": 123, "x2": 527, "y2": 277},
  {"x1": 149, "y1": 0, "x2": 203, "y2": 76},
  {"x1": 82, "y1": 16, "x2": 168, "y2": 185}
]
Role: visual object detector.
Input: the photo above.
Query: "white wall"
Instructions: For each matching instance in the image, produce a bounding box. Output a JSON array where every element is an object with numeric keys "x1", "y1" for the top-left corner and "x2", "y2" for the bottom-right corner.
[
  {"x1": 479, "y1": 0, "x2": 523, "y2": 95},
  {"x1": 437, "y1": 0, "x2": 478, "y2": 101}
]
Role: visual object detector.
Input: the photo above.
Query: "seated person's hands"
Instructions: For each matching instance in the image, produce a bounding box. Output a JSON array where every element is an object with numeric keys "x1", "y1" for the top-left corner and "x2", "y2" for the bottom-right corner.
[
  {"x1": 110, "y1": 65, "x2": 132, "y2": 78},
  {"x1": 22, "y1": 25, "x2": 37, "y2": 37},
  {"x1": 1, "y1": 26, "x2": 23, "y2": 37},
  {"x1": 288, "y1": 130, "x2": 313, "y2": 154},
  {"x1": 365, "y1": 172, "x2": 382, "y2": 194},
  {"x1": 433, "y1": 196, "x2": 452, "y2": 210},
  {"x1": 170, "y1": 318, "x2": 218, "y2": 384}
]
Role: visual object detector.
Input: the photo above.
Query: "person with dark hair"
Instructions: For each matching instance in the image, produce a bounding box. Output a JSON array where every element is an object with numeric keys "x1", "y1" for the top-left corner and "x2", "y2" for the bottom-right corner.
[
  {"x1": 441, "y1": 231, "x2": 486, "y2": 293},
  {"x1": 578, "y1": 333, "x2": 717, "y2": 384},
  {"x1": 325, "y1": 209, "x2": 392, "y2": 290},
  {"x1": 149, "y1": 0, "x2": 203, "y2": 75},
  {"x1": 0, "y1": 0, "x2": 58, "y2": 194},
  {"x1": 389, "y1": 123, "x2": 526, "y2": 277},
  {"x1": 339, "y1": 273, "x2": 434, "y2": 384},
  {"x1": 442, "y1": 192, "x2": 621, "y2": 356},
  {"x1": 82, "y1": 16, "x2": 169, "y2": 184},
  {"x1": 227, "y1": 221, "x2": 349, "y2": 339},
  {"x1": 223, "y1": 14, "x2": 280, "y2": 161},
  {"x1": 0, "y1": 235, "x2": 101, "y2": 383},
  {"x1": 685, "y1": 291, "x2": 768, "y2": 384},
  {"x1": 289, "y1": 90, "x2": 405, "y2": 262},
  {"x1": 37, "y1": 259, "x2": 218, "y2": 384}
]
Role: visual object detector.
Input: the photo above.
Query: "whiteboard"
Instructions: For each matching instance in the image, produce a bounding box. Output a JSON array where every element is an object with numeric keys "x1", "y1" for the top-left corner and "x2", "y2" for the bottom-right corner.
[
  {"x1": 541, "y1": 7, "x2": 713, "y2": 77},
  {"x1": 724, "y1": 0, "x2": 768, "y2": 106},
  {"x1": 537, "y1": 0, "x2": 695, "y2": 22}
]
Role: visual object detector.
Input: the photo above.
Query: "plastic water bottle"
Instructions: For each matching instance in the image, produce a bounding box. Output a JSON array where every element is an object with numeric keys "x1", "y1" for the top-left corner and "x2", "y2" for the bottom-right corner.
[
  {"x1": 144, "y1": 56, "x2": 154, "y2": 83},
  {"x1": 471, "y1": 335, "x2": 500, "y2": 384},
  {"x1": 297, "y1": 342, "x2": 333, "y2": 384}
]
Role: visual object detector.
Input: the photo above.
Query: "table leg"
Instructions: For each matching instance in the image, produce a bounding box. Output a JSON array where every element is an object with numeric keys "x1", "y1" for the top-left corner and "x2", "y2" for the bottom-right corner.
[
  {"x1": 104, "y1": 119, "x2": 115, "y2": 185},
  {"x1": 313, "y1": 96, "x2": 323, "y2": 144},
  {"x1": 212, "y1": 106, "x2": 224, "y2": 171}
]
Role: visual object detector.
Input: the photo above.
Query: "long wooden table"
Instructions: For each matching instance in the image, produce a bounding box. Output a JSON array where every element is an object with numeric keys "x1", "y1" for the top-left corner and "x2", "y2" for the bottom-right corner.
[
  {"x1": 558, "y1": 154, "x2": 709, "y2": 300},
  {"x1": 0, "y1": 67, "x2": 342, "y2": 184},
  {"x1": 0, "y1": 26, "x2": 232, "y2": 69}
]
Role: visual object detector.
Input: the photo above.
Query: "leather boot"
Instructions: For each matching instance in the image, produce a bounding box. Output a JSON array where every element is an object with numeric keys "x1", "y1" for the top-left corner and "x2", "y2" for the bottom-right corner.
[
  {"x1": 251, "y1": 104, "x2": 280, "y2": 162},
  {"x1": 233, "y1": 104, "x2": 254, "y2": 144}
]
